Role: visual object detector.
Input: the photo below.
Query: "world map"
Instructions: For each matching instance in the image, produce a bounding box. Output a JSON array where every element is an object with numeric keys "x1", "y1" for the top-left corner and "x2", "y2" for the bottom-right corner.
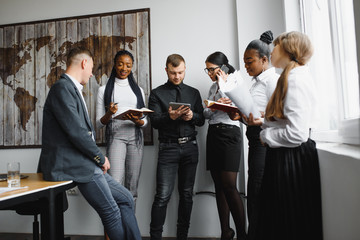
[
  {"x1": 0, "y1": 10, "x2": 152, "y2": 147},
  {"x1": 0, "y1": 35, "x2": 136, "y2": 131}
]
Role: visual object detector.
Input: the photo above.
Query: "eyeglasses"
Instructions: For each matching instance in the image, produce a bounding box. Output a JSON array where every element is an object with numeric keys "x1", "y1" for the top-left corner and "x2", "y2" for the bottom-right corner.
[{"x1": 204, "y1": 66, "x2": 220, "y2": 74}]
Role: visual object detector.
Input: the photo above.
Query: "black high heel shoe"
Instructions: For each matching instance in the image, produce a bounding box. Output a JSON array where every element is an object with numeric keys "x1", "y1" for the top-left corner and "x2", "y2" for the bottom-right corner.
[{"x1": 221, "y1": 228, "x2": 235, "y2": 240}]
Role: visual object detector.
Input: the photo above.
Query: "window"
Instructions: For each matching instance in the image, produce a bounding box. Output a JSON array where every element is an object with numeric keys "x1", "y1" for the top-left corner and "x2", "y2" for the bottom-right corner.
[{"x1": 300, "y1": 0, "x2": 360, "y2": 144}]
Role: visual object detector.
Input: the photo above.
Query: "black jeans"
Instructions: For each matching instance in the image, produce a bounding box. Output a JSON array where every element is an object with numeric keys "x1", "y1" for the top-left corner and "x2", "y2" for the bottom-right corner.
[{"x1": 150, "y1": 140, "x2": 199, "y2": 240}]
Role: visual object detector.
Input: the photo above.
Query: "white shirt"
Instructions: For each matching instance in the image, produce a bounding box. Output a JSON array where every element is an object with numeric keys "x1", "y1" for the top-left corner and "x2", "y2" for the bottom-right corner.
[
  {"x1": 260, "y1": 66, "x2": 317, "y2": 148},
  {"x1": 250, "y1": 67, "x2": 279, "y2": 112},
  {"x1": 66, "y1": 73, "x2": 89, "y2": 113},
  {"x1": 203, "y1": 82, "x2": 240, "y2": 127},
  {"x1": 96, "y1": 77, "x2": 148, "y2": 128},
  {"x1": 65, "y1": 73, "x2": 94, "y2": 141}
]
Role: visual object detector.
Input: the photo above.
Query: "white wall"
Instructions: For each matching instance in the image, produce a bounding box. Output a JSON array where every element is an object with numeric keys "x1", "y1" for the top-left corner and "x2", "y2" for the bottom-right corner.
[
  {"x1": 317, "y1": 145, "x2": 360, "y2": 240},
  {"x1": 236, "y1": 0, "x2": 285, "y2": 68},
  {"x1": 0, "y1": 0, "x2": 283, "y2": 238},
  {"x1": 235, "y1": 0, "x2": 285, "y2": 195},
  {"x1": 354, "y1": 0, "x2": 360, "y2": 90}
]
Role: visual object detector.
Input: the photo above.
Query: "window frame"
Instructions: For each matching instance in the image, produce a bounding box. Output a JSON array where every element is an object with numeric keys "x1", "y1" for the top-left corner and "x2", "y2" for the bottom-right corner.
[{"x1": 296, "y1": 0, "x2": 360, "y2": 145}]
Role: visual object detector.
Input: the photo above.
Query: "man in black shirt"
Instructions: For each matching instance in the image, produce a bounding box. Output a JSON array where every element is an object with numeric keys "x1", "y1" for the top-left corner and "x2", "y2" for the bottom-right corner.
[{"x1": 148, "y1": 54, "x2": 205, "y2": 240}]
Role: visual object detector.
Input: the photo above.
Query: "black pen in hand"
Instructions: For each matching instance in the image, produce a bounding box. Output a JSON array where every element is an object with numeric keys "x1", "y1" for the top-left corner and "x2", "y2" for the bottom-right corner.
[{"x1": 106, "y1": 102, "x2": 118, "y2": 109}]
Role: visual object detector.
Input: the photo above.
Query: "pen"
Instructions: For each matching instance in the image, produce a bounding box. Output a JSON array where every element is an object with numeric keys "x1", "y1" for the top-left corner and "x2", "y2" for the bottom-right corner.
[{"x1": 106, "y1": 103, "x2": 118, "y2": 109}]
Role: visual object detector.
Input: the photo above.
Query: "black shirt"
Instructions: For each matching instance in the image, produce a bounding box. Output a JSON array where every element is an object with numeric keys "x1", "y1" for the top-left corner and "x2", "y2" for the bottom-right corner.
[{"x1": 148, "y1": 80, "x2": 205, "y2": 141}]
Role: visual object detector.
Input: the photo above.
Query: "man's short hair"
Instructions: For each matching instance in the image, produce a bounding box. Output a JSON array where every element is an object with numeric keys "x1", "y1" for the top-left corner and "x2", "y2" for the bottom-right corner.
[
  {"x1": 166, "y1": 54, "x2": 185, "y2": 68},
  {"x1": 66, "y1": 47, "x2": 93, "y2": 67}
]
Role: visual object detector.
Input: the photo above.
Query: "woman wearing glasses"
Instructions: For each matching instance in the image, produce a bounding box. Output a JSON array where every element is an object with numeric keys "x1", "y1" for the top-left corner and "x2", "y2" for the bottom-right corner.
[{"x1": 203, "y1": 52, "x2": 247, "y2": 240}]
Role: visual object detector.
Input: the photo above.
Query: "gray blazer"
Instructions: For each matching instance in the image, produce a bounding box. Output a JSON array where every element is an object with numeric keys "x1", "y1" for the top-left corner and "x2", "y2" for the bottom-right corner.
[{"x1": 39, "y1": 74, "x2": 105, "y2": 183}]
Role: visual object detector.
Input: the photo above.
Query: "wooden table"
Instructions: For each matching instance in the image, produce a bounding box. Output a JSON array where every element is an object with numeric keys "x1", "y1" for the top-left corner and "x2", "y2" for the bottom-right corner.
[{"x1": 0, "y1": 173, "x2": 76, "y2": 240}]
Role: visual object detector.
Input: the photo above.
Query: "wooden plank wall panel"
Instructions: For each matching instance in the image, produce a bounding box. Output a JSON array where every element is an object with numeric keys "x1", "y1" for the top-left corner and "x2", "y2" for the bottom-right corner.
[
  {"x1": 125, "y1": 14, "x2": 138, "y2": 81},
  {"x1": 35, "y1": 23, "x2": 46, "y2": 145},
  {"x1": 89, "y1": 17, "x2": 103, "y2": 143},
  {"x1": 45, "y1": 22, "x2": 56, "y2": 94},
  {"x1": 100, "y1": 15, "x2": 113, "y2": 145},
  {"x1": 112, "y1": 14, "x2": 125, "y2": 58},
  {"x1": 56, "y1": 20, "x2": 67, "y2": 81},
  {"x1": 78, "y1": 19, "x2": 91, "y2": 113},
  {"x1": 0, "y1": 28, "x2": 3, "y2": 145},
  {"x1": 25, "y1": 24, "x2": 35, "y2": 145},
  {"x1": 101, "y1": 16, "x2": 113, "y2": 86},
  {"x1": 4, "y1": 26, "x2": 15, "y2": 146},
  {"x1": 89, "y1": 17, "x2": 101, "y2": 85},
  {"x1": 14, "y1": 25, "x2": 26, "y2": 145},
  {"x1": 137, "y1": 11, "x2": 150, "y2": 101},
  {"x1": 0, "y1": 9, "x2": 152, "y2": 148},
  {"x1": 136, "y1": 11, "x2": 152, "y2": 145},
  {"x1": 67, "y1": 20, "x2": 77, "y2": 48}
]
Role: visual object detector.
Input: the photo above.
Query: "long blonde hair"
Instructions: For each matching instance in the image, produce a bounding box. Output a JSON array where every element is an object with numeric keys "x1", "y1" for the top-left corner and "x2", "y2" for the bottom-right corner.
[{"x1": 265, "y1": 31, "x2": 314, "y2": 121}]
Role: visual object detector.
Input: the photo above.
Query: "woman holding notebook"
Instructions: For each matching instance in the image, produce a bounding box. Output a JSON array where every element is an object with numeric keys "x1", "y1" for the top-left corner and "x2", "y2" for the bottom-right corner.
[
  {"x1": 96, "y1": 50, "x2": 147, "y2": 203},
  {"x1": 203, "y1": 51, "x2": 247, "y2": 240}
]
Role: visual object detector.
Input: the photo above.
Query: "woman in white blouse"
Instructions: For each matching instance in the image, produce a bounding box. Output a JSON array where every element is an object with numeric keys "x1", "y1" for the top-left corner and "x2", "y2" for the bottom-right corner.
[
  {"x1": 256, "y1": 31, "x2": 323, "y2": 240},
  {"x1": 96, "y1": 50, "x2": 147, "y2": 203},
  {"x1": 234, "y1": 30, "x2": 279, "y2": 240}
]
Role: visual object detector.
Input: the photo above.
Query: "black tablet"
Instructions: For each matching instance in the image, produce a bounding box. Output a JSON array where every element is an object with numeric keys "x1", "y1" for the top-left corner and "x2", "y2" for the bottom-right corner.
[{"x1": 169, "y1": 102, "x2": 191, "y2": 110}]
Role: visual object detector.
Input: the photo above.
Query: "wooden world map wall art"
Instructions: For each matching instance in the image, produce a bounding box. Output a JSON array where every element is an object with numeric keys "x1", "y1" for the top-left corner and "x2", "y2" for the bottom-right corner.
[{"x1": 0, "y1": 8, "x2": 153, "y2": 148}]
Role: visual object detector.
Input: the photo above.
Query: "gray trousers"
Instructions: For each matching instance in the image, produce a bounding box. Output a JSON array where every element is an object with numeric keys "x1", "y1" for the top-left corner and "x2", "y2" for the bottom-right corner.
[{"x1": 107, "y1": 120, "x2": 144, "y2": 200}]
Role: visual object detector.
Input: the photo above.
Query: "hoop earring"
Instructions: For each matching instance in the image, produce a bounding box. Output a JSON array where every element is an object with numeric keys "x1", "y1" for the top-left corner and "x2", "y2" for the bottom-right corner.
[{"x1": 262, "y1": 57, "x2": 267, "y2": 73}]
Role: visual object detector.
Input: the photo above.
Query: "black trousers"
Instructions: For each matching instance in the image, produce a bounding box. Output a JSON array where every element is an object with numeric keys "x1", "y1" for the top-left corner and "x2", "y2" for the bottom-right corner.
[
  {"x1": 150, "y1": 140, "x2": 199, "y2": 240},
  {"x1": 246, "y1": 126, "x2": 266, "y2": 240}
]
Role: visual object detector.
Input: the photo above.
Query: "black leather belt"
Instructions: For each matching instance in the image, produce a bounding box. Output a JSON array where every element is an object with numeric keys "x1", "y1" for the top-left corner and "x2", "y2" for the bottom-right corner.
[
  {"x1": 160, "y1": 136, "x2": 196, "y2": 144},
  {"x1": 210, "y1": 123, "x2": 239, "y2": 129}
]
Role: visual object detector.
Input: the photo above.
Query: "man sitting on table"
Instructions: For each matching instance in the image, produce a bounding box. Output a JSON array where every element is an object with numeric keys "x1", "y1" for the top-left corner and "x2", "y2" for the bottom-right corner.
[{"x1": 38, "y1": 47, "x2": 141, "y2": 240}]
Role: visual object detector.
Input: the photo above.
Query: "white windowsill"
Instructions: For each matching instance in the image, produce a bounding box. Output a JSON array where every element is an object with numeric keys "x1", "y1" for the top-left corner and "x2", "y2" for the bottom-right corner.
[
  {"x1": 312, "y1": 118, "x2": 360, "y2": 146},
  {"x1": 316, "y1": 142, "x2": 360, "y2": 160}
]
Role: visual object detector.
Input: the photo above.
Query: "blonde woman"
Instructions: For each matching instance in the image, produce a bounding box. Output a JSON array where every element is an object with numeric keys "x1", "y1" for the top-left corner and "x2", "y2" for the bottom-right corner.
[{"x1": 256, "y1": 31, "x2": 323, "y2": 240}]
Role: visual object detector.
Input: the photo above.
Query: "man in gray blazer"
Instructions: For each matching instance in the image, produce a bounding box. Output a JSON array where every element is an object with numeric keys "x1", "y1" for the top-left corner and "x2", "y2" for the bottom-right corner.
[{"x1": 39, "y1": 47, "x2": 141, "y2": 240}]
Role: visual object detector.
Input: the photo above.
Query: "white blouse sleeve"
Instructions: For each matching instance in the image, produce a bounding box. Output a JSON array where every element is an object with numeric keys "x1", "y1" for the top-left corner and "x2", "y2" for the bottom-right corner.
[
  {"x1": 140, "y1": 87, "x2": 148, "y2": 128},
  {"x1": 265, "y1": 74, "x2": 278, "y2": 101},
  {"x1": 203, "y1": 85, "x2": 216, "y2": 119},
  {"x1": 260, "y1": 70, "x2": 314, "y2": 147},
  {"x1": 96, "y1": 85, "x2": 106, "y2": 129}
]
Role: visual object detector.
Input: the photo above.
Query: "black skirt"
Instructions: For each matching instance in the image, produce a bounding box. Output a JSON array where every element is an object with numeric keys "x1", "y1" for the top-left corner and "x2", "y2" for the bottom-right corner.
[
  {"x1": 255, "y1": 139, "x2": 323, "y2": 240},
  {"x1": 206, "y1": 123, "x2": 241, "y2": 172}
]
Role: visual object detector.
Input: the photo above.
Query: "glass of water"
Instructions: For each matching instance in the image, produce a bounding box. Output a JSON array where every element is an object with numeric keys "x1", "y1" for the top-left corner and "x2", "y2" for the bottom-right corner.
[{"x1": 7, "y1": 162, "x2": 20, "y2": 188}]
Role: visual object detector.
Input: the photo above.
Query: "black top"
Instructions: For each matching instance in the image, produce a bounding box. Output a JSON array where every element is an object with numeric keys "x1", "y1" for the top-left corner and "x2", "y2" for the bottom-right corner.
[{"x1": 148, "y1": 80, "x2": 205, "y2": 141}]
